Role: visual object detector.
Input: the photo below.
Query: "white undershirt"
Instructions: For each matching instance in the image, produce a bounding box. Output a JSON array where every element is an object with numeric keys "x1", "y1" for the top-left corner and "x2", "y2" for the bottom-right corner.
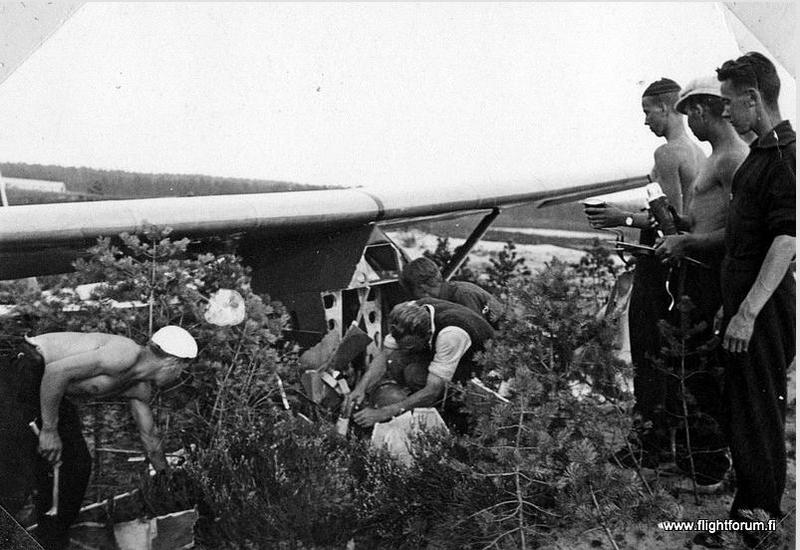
[{"x1": 383, "y1": 327, "x2": 472, "y2": 382}]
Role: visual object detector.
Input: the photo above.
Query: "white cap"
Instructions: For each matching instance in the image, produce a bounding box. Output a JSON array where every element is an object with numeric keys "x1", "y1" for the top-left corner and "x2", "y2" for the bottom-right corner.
[
  {"x1": 151, "y1": 326, "x2": 198, "y2": 359},
  {"x1": 675, "y1": 76, "x2": 722, "y2": 114}
]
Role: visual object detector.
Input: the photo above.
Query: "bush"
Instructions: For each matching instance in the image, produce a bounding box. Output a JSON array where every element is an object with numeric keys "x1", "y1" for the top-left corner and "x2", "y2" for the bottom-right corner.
[
  {"x1": 0, "y1": 228, "x2": 298, "y2": 504},
  {"x1": 1, "y1": 233, "x2": 684, "y2": 548}
]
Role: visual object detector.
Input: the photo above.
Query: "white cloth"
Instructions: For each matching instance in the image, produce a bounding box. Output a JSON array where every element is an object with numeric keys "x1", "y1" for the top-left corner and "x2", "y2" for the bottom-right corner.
[
  {"x1": 427, "y1": 327, "x2": 471, "y2": 381},
  {"x1": 370, "y1": 408, "x2": 449, "y2": 466}
]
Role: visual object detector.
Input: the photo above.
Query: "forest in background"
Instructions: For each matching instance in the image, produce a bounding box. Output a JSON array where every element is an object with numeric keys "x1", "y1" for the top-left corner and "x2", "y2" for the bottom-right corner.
[{"x1": 0, "y1": 163, "x2": 333, "y2": 204}]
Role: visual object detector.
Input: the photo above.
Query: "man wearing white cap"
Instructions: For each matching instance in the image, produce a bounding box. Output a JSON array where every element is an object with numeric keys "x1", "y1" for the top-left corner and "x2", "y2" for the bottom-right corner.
[
  {"x1": 0, "y1": 326, "x2": 197, "y2": 550},
  {"x1": 654, "y1": 76, "x2": 749, "y2": 487},
  {"x1": 657, "y1": 76, "x2": 749, "y2": 263}
]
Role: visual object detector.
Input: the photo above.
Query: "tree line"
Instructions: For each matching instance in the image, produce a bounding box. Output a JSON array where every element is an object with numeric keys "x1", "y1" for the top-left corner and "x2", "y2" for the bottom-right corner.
[{"x1": 0, "y1": 162, "x2": 335, "y2": 203}]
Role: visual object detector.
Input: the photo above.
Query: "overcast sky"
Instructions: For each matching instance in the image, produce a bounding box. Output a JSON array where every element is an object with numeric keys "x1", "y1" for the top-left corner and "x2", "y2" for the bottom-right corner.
[{"x1": 0, "y1": 2, "x2": 795, "y2": 191}]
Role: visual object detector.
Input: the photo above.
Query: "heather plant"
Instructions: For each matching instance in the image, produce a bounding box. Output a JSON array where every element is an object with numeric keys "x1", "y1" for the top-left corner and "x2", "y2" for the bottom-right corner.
[
  {"x1": 0, "y1": 228, "x2": 297, "y2": 501},
  {"x1": 0, "y1": 234, "x2": 689, "y2": 548}
]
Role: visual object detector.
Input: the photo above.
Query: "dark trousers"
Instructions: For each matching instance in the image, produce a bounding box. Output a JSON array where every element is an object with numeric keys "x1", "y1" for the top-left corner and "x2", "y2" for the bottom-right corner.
[
  {"x1": 0, "y1": 343, "x2": 91, "y2": 550},
  {"x1": 722, "y1": 270, "x2": 794, "y2": 518},
  {"x1": 661, "y1": 263, "x2": 729, "y2": 483},
  {"x1": 629, "y1": 259, "x2": 671, "y2": 422}
]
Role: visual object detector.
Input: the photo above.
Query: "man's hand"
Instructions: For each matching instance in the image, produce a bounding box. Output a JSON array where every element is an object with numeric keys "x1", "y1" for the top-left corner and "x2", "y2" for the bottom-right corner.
[
  {"x1": 655, "y1": 234, "x2": 690, "y2": 263},
  {"x1": 345, "y1": 387, "x2": 366, "y2": 411},
  {"x1": 584, "y1": 204, "x2": 627, "y2": 229},
  {"x1": 353, "y1": 407, "x2": 393, "y2": 428},
  {"x1": 723, "y1": 310, "x2": 755, "y2": 353},
  {"x1": 39, "y1": 428, "x2": 62, "y2": 466}
]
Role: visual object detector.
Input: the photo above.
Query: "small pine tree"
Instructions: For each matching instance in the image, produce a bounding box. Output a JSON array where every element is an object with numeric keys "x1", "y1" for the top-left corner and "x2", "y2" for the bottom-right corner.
[
  {"x1": 421, "y1": 236, "x2": 479, "y2": 283},
  {"x1": 485, "y1": 240, "x2": 531, "y2": 296}
]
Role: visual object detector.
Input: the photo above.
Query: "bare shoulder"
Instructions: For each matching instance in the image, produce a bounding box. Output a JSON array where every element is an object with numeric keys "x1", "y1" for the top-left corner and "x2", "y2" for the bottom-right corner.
[
  {"x1": 655, "y1": 139, "x2": 703, "y2": 164},
  {"x1": 653, "y1": 143, "x2": 683, "y2": 168},
  {"x1": 96, "y1": 335, "x2": 142, "y2": 368},
  {"x1": 32, "y1": 332, "x2": 140, "y2": 367}
]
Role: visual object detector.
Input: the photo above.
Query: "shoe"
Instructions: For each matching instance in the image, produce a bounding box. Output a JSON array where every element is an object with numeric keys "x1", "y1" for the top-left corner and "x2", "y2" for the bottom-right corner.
[{"x1": 692, "y1": 531, "x2": 724, "y2": 548}]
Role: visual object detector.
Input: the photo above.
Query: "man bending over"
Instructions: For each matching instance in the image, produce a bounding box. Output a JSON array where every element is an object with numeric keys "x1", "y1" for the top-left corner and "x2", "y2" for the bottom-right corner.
[{"x1": 0, "y1": 326, "x2": 197, "y2": 550}]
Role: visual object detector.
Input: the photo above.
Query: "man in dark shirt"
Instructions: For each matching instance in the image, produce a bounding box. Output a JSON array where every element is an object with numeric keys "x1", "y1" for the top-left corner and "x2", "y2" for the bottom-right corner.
[
  {"x1": 716, "y1": 52, "x2": 795, "y2": 525},
  {"x1": 400, "y1": 257, "x2": 504, "y2": 327}
]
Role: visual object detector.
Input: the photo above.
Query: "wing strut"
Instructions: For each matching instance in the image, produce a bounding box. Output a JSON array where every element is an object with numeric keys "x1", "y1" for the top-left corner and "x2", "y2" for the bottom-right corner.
[{"x1": 442, "y1": 208, "x2": 501, "y2": 280}]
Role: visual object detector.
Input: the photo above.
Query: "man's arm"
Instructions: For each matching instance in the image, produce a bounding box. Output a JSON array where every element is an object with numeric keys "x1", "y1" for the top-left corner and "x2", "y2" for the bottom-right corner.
[
  {"x1": 38, "y1": 350, "x2": 109, "y2": 465},
  {"x1": 129, "y1": 393, "x2": 168, "y2": 472},
  {"x1": 584, "y1": 204, "x2": 652, "y2": 230},
  {"x1": 655, "y1": 228, "x2": 726, "y2": 261},
  {"x1": 353, "y1": 328, "x2": 471, "y2": 427},
  {"x1": 353, "y1": 373, "x2": 446, "y2": 426},
  {"x1": 347, "y1": 350, "x2": 389, "y2": 408},
  {"x1": 653, "y1": 145, "x2": 685, "y2": 215},
  {"x1": 723, "y1": 235, "x2": 796, "y2": 353}
]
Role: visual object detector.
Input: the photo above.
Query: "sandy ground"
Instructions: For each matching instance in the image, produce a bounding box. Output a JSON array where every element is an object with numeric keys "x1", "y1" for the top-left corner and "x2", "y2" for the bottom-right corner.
[{"x1": 386, "y1": 228, "x2": 591, "y2": 274}]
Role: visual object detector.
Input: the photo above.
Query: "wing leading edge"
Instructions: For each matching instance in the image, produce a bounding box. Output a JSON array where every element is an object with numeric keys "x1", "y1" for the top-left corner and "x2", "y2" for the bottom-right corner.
[{"x1": 0, "y1": 173, "x2": 649, "y2": 279}]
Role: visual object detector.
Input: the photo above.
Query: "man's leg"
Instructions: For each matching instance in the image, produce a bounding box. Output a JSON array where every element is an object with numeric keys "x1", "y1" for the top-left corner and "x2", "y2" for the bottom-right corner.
[
  {"x1": 629, "y1": 272, "x2": 671, "y2": 463},
  {"x1": 0, "y1": 349, "x2": 40, "y2": 520},
  {"x1": 724, "y1": 300, "x2": 790, "y2": 518},
  {"x1": 33, "y1": 401, "x2": 91, "y2": 550}
]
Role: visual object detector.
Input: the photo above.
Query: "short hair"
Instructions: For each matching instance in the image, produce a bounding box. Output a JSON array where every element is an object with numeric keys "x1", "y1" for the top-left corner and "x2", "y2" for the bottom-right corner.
[
  {"x1": 400, "y1": 257, "x2": 442, "y2": 291},
  {"x1": 389, "y1": 302, "x2": 431, "y2": 342},
  {"x1": 643, "y1": 78, "x2": 681, "y2": 112},
  {"x1": 716, "y1": 52, "x2": 780, "y2": 108},
  {"x1": 681, "y1": 94, "x2": 725, "y2": 118}
]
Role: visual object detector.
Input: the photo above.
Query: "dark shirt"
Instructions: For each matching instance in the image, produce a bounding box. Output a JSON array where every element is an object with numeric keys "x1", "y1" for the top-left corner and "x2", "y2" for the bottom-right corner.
[
  {"x1": 440, "y1": 280, "x2": 503, "y2": 326},
  {"x1": 724, "y1": 120, "x2": 796, "y2": 268},
  {"x1": 416, "y1": 297, "x2": 494, "y2": 383}
]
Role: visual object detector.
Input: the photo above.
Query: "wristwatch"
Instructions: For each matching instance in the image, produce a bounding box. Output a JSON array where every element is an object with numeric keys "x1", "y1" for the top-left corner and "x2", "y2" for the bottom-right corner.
[{"x1": 624, "y1": 216, "x2": 634, "y2": 227}]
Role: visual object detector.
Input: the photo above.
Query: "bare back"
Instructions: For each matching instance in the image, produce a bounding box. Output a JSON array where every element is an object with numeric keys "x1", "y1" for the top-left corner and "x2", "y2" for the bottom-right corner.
[{"x1": 28, "y1": 332, "x2": 146, "y2": 398}]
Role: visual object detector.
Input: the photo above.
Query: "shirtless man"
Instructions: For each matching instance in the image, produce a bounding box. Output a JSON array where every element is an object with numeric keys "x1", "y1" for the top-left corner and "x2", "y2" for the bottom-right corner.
[
  {"x1": 654, "y1": 76, "x2": 749, "y2": 485},
  {"x1": 585, "y1": 79, "x2": 705, "y2": 458},
  {"x1": 656, "y1": 76, "x2": 748, "y2": 264},
  {"x1": 586, "y1": 78, "x2": 706, "y2": 228},
  {"x1": 0, "y1": 326, "x2": 197, "y2": 550}
]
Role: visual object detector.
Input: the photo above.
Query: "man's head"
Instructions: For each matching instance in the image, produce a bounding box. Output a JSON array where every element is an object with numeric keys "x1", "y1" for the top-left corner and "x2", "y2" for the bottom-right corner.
[
  {"x1": 149, "y1": 325, "x2": 198, "y2": 387},
  {"x1": 642, "y1": 78, "x2": 682, "y2": 137},
  {"x1": 400, "y1": 257, "x2": 443, "y2": 299},
  {"x1": 675, "y1": 76, "x2": 725, "y2": 142},
  {"x1": 388, "y1": 301, "x2": 432, "y2": 352},
  {"x1": 716, "y1": 52, "x2": 781, "y2": 135}
]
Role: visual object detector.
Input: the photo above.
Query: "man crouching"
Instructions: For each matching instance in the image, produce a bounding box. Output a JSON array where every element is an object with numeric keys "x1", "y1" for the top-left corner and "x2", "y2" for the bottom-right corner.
[
  {"x1": 0, "y1": 326, "x2": 197, "y2": 550},
  {"x1": 348, "y1": 299, "x2": 493, "y2": 433}
]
